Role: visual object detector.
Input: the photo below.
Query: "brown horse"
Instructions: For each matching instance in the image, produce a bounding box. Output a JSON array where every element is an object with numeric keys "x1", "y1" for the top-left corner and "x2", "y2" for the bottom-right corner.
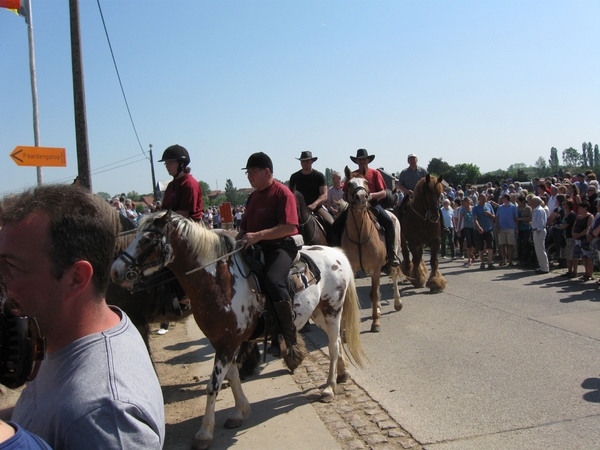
[
  {"x1": 341, "y1": 166, "x2": 402, "y2": 332},
  {"x1": 397, "y1": 174, "x2": 447, "y2": 292}
]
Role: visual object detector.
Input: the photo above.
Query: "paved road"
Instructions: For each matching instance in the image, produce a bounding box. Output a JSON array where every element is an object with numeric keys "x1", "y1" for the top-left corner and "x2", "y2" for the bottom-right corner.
[{"x1": 309, "y1": 259, "x2": 600, "y2": 449}]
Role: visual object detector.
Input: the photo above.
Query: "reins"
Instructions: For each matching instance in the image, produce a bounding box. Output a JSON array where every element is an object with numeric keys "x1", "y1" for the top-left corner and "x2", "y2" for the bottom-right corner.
[{"x1": 345, "y1": 185, "x2": 376, "y2": 272}]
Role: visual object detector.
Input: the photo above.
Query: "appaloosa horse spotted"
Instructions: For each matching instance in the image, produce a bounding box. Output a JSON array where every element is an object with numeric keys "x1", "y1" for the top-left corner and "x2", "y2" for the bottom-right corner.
[{"x1": 111, "y1": 211, "x2": 365, "y2": 450}]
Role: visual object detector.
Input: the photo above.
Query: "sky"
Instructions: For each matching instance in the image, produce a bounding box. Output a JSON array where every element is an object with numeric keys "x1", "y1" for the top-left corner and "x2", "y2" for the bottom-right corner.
[{"x1": 1, "y1": 0, "x2": 599, "y2": 198}]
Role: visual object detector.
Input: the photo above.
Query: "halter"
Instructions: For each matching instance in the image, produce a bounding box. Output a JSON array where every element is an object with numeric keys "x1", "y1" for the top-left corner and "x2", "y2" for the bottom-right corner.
[{"x1": 345, "y1": 183, "x2": 375, "y2": 272}]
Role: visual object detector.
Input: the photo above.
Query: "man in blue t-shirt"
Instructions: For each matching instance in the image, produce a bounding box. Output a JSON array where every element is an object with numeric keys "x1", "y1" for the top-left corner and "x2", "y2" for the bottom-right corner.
[
  {"x1": 495, "y1": 194, "x2": 519, "y2": 266},
  {"x1": 473, "y1": 193, "x2": 496, "y2": 269}
]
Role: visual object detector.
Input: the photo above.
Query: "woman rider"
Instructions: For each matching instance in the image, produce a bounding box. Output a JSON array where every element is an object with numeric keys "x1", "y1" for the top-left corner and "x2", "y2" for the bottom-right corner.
[{"x1": 156, "y1": 144, "x2": 203, "y2": 334}]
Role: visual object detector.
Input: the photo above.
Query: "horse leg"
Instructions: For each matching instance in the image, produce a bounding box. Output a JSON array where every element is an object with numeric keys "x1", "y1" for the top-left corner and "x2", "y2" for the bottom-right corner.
[
  {"x1": 410, "y1": 245, "x2": 427, "y2": 288},
  {"x1": 391, "y1": 267, "x2": 402, "y2": 311},
  {"x1": 320, "y1": 316, "x2": 342, "y2": 402},
  {"x1": 370, "y1": 273, "x2": 381, "y2": 332},
  {"x1": 223, "y1": 362, "x2": 251, "y2": 429},
  {"x1": 426, "y1": 238, "x2": 447, "y2": 292},
  {"x1": 193, "y1": 353, "x2": 236, "y2": 450}
]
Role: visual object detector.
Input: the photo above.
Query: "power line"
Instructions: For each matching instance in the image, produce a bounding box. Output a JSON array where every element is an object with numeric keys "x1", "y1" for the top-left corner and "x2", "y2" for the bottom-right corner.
[{"x1": 96, "y1": 0, "x2": 147, "y2": 159}]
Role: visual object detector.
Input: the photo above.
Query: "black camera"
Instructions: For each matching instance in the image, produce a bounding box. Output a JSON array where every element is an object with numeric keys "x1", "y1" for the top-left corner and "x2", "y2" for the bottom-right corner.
[{"x1": 0, "y1": 307, "x2": 45, "y2": 389}]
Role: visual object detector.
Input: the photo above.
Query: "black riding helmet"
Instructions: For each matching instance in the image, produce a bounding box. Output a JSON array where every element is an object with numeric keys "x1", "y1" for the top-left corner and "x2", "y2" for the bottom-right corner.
[
  {"x1": 159, "y1": 144, "x2": 190, "y2": 177},
  {"x1": 159, "y1": 144, "x2": 190, "y2": 164}
]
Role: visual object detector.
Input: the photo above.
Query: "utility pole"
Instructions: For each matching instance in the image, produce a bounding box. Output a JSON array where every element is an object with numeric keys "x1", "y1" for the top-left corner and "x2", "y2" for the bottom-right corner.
[
  {"x1": 149, "y1": 144, "x2": 158, "y2": 201},
  {"x1": 69, "y1": 0, "x2": 92, "y2": 190}
]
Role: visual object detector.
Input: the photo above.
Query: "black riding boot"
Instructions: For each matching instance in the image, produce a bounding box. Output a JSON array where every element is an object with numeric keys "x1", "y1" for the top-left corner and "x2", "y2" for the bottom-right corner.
[
  {"x1": 267, "y1": 300, "x2": 296, "y2": 356},
  {"x1": 381, "y1": 227, "x2": 400, "y2": 275}
]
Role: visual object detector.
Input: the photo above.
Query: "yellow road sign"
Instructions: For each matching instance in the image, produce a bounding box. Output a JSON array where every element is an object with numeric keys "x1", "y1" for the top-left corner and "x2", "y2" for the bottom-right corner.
[{"x1": 10, "y1": 146, "x2": 66, "y2": 167}]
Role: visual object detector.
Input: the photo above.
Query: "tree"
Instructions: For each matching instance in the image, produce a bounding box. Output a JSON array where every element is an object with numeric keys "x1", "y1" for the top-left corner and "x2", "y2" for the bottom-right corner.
[
  {"x1": 582, "y1": 142, "x2": 588, "y2": 167},
  {"x1": 96, "y1": 191, "x2": 111, "y2": 201},
  {"x1": 588, "y1": 142, "x2": 594, "y2": 167},
  {"x1": 325, "y1": 168, "x2": 334, "y2": 187},
  {"x1": 224, "y1": 179, "x2": 249, "y2": 206},
  {"x1": 549, "y1": 147, "x2": 559, "y2": 173},
  {"x1": 448, "y1": 163, "x2": 481, "y2": 187},
  {"x1": 427, "y1": 158, "x2": 452, "y2": 177},
  {"x1": 595, "y1": 144, "x2": 599, "y2": 167},
  {"x1": 562, "y1": 147, "x2": 581, "y2": 167},
  {"x1": 535, "y1": 156, "x2": 548, "y2": 178},
  {"x1": 198, "y1": 180, "x2": 210, "y2": 207},
  {"x1": 126, "y1": 191, "x2": 141, "y2": 201}
]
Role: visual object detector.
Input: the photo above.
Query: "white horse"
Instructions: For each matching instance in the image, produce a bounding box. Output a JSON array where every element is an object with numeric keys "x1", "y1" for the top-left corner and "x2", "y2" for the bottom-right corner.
[{"x1": 111, "y1": 211, "x2": 365, "y2": 450}]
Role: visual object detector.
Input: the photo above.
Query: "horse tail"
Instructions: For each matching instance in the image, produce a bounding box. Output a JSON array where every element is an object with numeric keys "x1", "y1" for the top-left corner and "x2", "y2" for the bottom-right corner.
[{"x1": 341, "y1": 275, "x2": 368, "y2": 368}]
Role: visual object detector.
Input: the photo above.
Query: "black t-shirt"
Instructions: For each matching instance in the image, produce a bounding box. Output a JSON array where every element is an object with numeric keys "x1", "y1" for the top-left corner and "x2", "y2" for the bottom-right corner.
[{"x1": 288, "y1": 170, "x2": 326, "y2": 206}]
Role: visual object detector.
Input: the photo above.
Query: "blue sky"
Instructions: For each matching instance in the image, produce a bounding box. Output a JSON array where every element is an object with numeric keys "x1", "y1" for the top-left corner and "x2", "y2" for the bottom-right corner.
[{"x1": 1, "y1": 0, "x2": 598, "y2": 197}]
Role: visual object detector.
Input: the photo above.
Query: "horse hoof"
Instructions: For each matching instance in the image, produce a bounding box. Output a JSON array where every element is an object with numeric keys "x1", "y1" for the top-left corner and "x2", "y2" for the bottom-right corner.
[
  {"x1": 320, "y1": 392, "x2": 334, "y2": 403},
  {"x1": 394, "y1": 303, "x2": 403, "y2": 311},
  {"x1": 337, "y1": 373, "x2": 349, "y2": 384},
  {"x1": 370, "y1": 324, "x2": 381, "y2": 333},
  {"x1": 224, "y1": 417, "x2": 243, "y2": 429},
  {"x1": 192, "y1": 438, "x2": 212, "y2": 450}
]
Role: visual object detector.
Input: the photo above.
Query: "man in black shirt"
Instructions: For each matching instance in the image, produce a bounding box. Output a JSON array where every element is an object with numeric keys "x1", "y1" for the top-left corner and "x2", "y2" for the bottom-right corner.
[{"x1": 289, "y1": 151, "x2": 332, "y2": 224}]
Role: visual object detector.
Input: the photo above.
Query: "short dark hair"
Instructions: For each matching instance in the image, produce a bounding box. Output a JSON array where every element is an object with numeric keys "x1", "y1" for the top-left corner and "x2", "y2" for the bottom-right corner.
[
  {"x1": 580, "y1": 202, "x2": 590, "y2": 209},
  {"x1": 0, "y1": 185, "x2": 115, "y2": 296}
]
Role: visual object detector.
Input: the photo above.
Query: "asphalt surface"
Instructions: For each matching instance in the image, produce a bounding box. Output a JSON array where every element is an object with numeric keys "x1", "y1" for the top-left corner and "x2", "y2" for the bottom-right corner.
[{"x1": 308, "y1": 257, "x2": 600, "y2": 449}]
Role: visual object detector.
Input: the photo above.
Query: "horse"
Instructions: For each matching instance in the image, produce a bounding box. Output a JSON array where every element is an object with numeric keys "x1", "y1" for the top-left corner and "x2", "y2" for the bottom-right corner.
[
  {"x1": 396, "y1": 174, "x2": 447, "y2": 292},
  {"x1": 294, "y1": 190, "x2": 328, "y2": 245},
  {"x1": 110, "y1": 210, "x2": 365, "y2": 450},
  {"x1": 341, "y1": 166, "x2": 402, "y2": 332}
]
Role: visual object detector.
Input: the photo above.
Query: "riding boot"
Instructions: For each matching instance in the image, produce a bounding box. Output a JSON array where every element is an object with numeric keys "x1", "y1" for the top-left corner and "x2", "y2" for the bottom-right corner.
[
  {"x1": 267, "y1": 300, "x2": 306, "y2": 372},
  {"x1": 382, "y1": 227, "x2": 400, "y2": 275}
]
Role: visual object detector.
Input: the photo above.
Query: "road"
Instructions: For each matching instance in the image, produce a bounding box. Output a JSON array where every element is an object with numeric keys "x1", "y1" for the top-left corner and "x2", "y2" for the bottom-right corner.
[{"x1": 307, "y1": 258, "x2": 600, "y2": 449}]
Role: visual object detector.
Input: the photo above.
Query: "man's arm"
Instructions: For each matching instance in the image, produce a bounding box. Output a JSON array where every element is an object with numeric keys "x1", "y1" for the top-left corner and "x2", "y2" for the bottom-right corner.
[
  {"x1": 309, "y1": 186, "x2": 328, "y2": 211},
  {"x1": 240, "y1": 224, "x2": 296, "y2": 248}
]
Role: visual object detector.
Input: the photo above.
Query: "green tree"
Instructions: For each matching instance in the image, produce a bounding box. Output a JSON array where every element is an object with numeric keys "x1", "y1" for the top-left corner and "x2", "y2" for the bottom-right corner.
[
  {"x1": 562, "y1": 147, "x2": 581, "y2": 167},
  {"x1": 198, "y1": 180, "x2": 210, "y2": 208},
  {"x1": 587, "y1": 142, "x2": 594, "y2": 167},
  {"x1": 224, "y1": 179, "x2": 248, "y2": 206},
  {"x1": 534, "y1": 156, "x2": 548, "y2": 177},
  {"x1": 582, "y1": 142, "x2": 588, "y2": 167},
  {"x1": 96, "y1": 191, "x2": 111, "y2": 201},
  {"x1": 549, "y1": 147, "x2": 559, "y2": 173},
  {"x1": 448, "y1": 163, "x2": 481, "y2": 187},
  {"x1": 126, "y1": 191, "x2": 141, "y2": 201},
  {"x1": 325, "y1": 168, "x2": 333, "y2": 187},
  {"x1": 594, "y1": 144, "x2": 599, "y2": 167},
  {"x1": 427, "y1": 158, "x2": 452, "y2": 177}
]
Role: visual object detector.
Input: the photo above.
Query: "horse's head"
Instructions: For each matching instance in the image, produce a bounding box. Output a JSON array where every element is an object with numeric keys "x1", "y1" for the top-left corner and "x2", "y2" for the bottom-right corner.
[
  {"x1": 110, "y1": 210, "x2": 175, "y2": 288},
  {"x1": 344, "y1": 166, "x2": 370, "y2": 207},
  {"x1": 413, "y1": 174, "x2": 444, "y2": 223}
]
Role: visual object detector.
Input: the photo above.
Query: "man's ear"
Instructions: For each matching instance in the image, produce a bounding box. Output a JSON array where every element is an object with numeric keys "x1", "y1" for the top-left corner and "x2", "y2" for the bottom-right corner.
[{"x1": 63, "y1": 260, "x2": 93, "y2": 299}]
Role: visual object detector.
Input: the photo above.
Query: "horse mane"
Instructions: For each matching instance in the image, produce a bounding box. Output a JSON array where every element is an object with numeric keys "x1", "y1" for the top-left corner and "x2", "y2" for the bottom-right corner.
[
  {"x1": 139, "y1": 212, "x2": 234, "y2": 262},
  {"x1": 294, "y1": 190, "x2": 309, "y2": 221}
]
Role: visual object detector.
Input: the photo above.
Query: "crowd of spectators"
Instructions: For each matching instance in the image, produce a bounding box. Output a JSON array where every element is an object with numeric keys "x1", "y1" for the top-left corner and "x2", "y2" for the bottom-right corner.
[{"x1": 438, "y1": 171, "x2": 600, "y2": 284}]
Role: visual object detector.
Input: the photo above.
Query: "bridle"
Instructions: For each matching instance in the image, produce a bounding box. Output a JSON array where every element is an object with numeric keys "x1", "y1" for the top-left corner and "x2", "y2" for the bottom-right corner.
[
  {"x1": 410, "y1": 184, "x2": 440, "y2": 223},
  {"x1": 344, "y1": 183, "x2": 375, "y2": 272}
]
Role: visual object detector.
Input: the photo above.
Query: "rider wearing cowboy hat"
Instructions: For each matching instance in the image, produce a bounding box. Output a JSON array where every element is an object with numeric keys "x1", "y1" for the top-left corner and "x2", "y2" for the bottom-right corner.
[
  {"x1": 330, "y1": 149, "x2": 400, "y2": 272},
  {"x1": 288, "y1": 151, "x2": 333, "y2": 225}
]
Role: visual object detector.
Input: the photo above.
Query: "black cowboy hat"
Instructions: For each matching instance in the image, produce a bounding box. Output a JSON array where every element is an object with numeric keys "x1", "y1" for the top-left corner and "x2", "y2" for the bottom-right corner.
[
  {"x1": 350, "y1": 148, "x2": 375, "y2": 164},
  {"x1": 296, "y1": 151, "x2": 318, "y2": 162}
]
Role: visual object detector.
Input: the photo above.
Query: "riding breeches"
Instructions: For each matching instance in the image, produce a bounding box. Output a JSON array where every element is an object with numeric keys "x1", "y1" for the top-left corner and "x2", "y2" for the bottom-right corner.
[{"x1": 262, "y1": 244, "x2": 298, "y2": 302}]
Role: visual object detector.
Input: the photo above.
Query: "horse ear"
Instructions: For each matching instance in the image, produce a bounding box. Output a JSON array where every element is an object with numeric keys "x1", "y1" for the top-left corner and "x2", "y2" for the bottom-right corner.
[
  {"x1": 438, "y1": 174, "x2": 444, "y2": 183},
  {"x1": 426, "y1": 173, "x2": 431, "y2": 183},
  {"x1": 344, "y1": 166, "x2": 351, "y2": 180},
  {"x1": 154, "y1": 209, "x2": 172, "y2": 228}
]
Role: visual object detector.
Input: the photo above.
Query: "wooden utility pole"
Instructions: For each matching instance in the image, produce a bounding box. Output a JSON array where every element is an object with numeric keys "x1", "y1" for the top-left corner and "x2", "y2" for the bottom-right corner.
[{"x1": 69, "y1": 0, "x2": 92, "y2": 190}]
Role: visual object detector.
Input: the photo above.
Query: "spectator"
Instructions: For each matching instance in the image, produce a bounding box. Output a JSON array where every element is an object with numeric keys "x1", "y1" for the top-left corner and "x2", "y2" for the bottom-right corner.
[
  {"x1": 473, "y1": 193, "x2": 496, "y2": 269},
  {"x1": 530, "y1": 196, "x2": 549, "y2": 274},
  {"x1": 457, "y1": 198, "x2": 476, "y2": 266},
  {"x1": 516, "y1": 195, "x2": 532, "y2": 265},
  {"x1": 585, "y1": 185, "x2": 598, "y2": 215},
  {"x1": 440, "y1": 199, "x2": 455, "y2": 260},
  {"x1": 558, "y1": 199, "x2": 577, "y2": 278},
  {"x1": 0, "y1": 185, "x2": 165, "y2": 448},
  {"x1": 495, "y1": 194, "x2": 518, "y2": 266},
  {"x1": 326, "y1": 171, "x2": 345, "y2": 219},
  {"x1": 572, "y1": 202, "x2": 594, "y2": 281},
  {"x1": 453, "y1": 197, "x2": 464, "y2": 258}
]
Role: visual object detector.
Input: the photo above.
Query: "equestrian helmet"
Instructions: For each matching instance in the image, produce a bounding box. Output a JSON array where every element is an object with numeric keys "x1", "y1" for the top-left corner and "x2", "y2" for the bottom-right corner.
[{"x1": 159, "y1": 144, "x2": 190, "y2": 165}]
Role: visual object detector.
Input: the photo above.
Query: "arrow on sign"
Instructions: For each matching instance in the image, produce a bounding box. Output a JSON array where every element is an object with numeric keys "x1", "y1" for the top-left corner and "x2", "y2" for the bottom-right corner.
[{"x1": 10, "y1": 146, "x2": 66, "y2": 167}]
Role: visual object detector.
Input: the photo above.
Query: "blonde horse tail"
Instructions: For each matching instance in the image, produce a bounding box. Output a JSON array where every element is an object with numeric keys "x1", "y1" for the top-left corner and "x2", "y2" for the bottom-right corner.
[{"x1": 341, "y1": 275, "x2": 368, "y2": 368}]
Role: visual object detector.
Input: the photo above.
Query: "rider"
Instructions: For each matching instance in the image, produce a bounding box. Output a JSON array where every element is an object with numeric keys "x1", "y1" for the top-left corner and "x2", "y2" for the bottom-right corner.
[
  {"x1": 238, "y1": 152, "x2": 304, "y2": 364},
  {"x1": 288, "y1": 151, "x2": 332, "y2": 225},
  {"x1": 330, "y1": 148, "x2": 401, "y2": 273},
  {"x1": 397, "y1": 153, "x2": 429, "y2": 215},
  {"x1": 157, "y1": 144, "x2": 203, "y2": 333}
]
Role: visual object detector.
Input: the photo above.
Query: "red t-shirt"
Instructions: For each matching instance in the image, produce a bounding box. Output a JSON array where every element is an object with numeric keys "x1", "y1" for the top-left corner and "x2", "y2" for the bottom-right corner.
[
  {"x1": 241, "y1": 180, "x2": 298, "y2": 243},
  {"x1": 162, "y1": 173, "x2": 204, "y2": 221},
  {"x1": 343, "y1": 168, "x2": 387, "y2": 193}
]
